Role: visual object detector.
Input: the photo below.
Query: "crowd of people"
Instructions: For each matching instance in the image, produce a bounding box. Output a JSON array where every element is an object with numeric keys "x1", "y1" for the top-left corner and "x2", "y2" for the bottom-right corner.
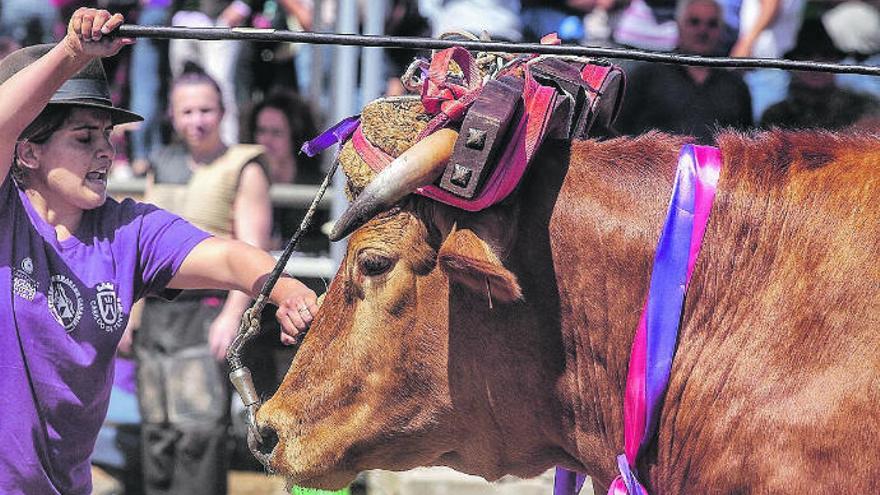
[
  {"x1": 0, "y1": 1, "x2": 878, "y2": 495},
  {"x1": 1, "y1": 0, "x2": 878, "y2": 175}
]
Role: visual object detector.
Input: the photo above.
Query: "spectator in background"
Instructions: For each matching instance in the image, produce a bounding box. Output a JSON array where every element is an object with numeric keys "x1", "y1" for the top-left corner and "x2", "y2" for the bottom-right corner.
[
  {"x1": 243, "y1": 91, "x2": 322, "y2": 189},
  {"x1": 133, "y1": 67, "x2": 272, "y2": 495},
  {"x1": 274, "y1": 0, "x2": 336, "y2": 105},
  {"x1": 822, "y1": 1, "x2": 880, "y2": 101},
  {"x1": 384, "y1": 0, "x2": 431, "y2": 96},
  {"x1": 420, "y1": 0, "x2": 522, "y2": 41},
  {"x1": 242, "y1": 90, "x2": 325, "y2": 250},
  {"x1": 169, "y1": 0, "x2": 259, "y2": 145},
  {"x1": 91, "y1": 357, "x2": 144, "y2": 495},
  {"x1": 612, "y1": 0, "x2": 678, "y2": 51},
  {"x1": 237, "y1": 0, "x2": 299, "y2": 105},
  {"x1": 234, "y1": 90, "x2": 329, "y2": 472},
  {"x1": 614, "y1": 0, "x2": 752, "y2": 143},
  {"x1": 0, "y1": 0, "x2": 57, "y2": 46},
  {"x1": 519, "y1": 0, "x2": 625, "y2": 45},
  {"x1": 730, "y1": 0, "x2": 804, "y2": 120},
  {"x1": 129, "y1": 0, "x2": 172, "y2": 177},
  {"x1": 759, "y1": 18, "x2": 879, "y2": 130},
  {"x1": 714, "y1": 0, "x2": 742, "y2": 54}
]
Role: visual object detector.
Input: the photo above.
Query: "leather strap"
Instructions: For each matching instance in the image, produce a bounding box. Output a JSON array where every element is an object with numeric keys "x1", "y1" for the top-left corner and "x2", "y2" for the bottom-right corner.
[
  {"x1": 439, "y1": 75, "x2": 525, "y2": 199},
  {"x1": 529, "y1": 58, "x2": 626, "y2": 140}
]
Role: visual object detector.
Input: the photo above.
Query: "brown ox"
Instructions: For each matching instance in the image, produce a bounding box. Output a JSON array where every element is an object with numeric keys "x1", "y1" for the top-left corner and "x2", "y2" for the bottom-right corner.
[{"x1": 255, "y1": 96, "x2": 880, "y2": 493}]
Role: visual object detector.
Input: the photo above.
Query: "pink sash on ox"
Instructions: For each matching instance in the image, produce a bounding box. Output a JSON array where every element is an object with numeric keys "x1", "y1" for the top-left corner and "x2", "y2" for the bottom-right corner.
[{"x1": 555, "y1": 144, "x2": 722, "y2": 495}]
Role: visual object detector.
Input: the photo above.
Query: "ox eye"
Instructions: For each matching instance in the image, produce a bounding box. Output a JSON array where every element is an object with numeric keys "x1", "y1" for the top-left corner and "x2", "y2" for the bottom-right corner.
[{"x1": 359, "y1": 253, "x2": 394, "y2": 277}]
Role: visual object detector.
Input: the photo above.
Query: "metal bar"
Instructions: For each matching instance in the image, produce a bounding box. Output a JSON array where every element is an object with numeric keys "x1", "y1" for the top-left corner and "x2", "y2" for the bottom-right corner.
[
  {"x1": 329, "y1": 0, "x2": 359, "y2": 266},
  {"x1": 115, "y1": 24, "x2": 880, "y2": 75},
  {"x1": 308, "y1": 0, "x2": 325, "y2": 104},
  {"x1": 360, "y1": 0, "x2": 388, "y2": 103},
  {"x1": 108, "y1": 179, "x2": 333, "y2": 209}
]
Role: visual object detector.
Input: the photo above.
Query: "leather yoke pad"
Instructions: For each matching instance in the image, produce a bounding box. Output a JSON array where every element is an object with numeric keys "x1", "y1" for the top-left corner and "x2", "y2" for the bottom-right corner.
[{"x1": 439, "y1": 75, "x2": 525, "y2": 199}]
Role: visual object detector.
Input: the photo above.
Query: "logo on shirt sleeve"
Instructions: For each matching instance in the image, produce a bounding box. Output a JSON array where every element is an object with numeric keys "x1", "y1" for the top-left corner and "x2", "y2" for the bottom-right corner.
[
  {"x1": 90, "y1": 282, "x2": 124, "y2": 332},
  {"x1": 13, "y1": 257, "x2": 38, "y2": 301},
  {"x1": 48, "y1": 275, "x2": 83, "y2": 332}
]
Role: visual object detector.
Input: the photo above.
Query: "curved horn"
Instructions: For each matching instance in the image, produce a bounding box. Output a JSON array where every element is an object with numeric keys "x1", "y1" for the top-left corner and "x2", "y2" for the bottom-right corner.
[{"x1": 330, "y1": 128, "x2": 458, "y2": 241}]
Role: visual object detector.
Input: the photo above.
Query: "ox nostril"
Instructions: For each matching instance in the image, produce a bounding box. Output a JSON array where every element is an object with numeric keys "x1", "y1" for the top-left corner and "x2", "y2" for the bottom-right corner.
[{"x1": 258, "y1": 425, "x2": 279, "y2": 457}]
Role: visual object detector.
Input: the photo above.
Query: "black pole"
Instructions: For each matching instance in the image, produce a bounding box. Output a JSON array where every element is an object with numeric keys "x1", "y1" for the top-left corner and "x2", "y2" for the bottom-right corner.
[{"x1": 115, "y1": 24, "x2": 880, "y2": 76}]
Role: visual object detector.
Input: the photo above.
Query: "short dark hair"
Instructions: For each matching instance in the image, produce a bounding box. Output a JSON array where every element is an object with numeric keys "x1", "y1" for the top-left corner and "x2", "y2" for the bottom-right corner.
[{"x1": 12, "y1": 105, "x2": 74, "y2": 188}]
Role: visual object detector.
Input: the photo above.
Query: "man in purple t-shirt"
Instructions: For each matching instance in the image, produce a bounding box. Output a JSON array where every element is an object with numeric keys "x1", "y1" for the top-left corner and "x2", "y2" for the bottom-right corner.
[{"x1": 0, "y1": 9, "x2": 320, "y2": 494}]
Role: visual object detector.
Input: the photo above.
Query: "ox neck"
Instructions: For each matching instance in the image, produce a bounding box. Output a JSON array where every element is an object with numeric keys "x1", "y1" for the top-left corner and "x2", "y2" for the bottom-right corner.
[
  {"x1": 521, "y1": 135, "x2": 689, "y2": 488},
  {"x1": 545, "y1": 140, "x2": 721, "y2": 494}
]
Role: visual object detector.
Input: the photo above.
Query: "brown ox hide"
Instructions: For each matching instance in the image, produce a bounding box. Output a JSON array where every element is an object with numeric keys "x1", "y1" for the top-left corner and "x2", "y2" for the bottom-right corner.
[{"x1": 256, "y1": 108, "x2": 880, "y2": 492}]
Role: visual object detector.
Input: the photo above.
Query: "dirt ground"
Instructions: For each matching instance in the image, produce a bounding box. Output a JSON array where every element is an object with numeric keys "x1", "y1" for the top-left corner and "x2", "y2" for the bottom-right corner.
[
  {"x1": 228, "y1": 471, "x2": 289, "y2": 495},
  {"x1": 92, "y1": 467, "x2": 586, "y2": 495}
]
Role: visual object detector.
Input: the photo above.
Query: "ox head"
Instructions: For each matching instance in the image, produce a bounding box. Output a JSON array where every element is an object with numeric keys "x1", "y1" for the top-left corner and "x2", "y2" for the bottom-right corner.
[{"x1": 255, "y1": 96, "x2": 566, "y2": 489}]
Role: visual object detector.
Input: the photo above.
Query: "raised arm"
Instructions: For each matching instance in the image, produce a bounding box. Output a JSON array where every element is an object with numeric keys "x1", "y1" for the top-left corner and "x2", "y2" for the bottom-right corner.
[{"x1": 0, "y1": 9, "x2": 132, "y2": 184}]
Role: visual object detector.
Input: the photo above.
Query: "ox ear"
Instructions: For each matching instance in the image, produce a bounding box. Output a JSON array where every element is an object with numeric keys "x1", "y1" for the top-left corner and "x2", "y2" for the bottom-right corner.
[{"x1": 438, "y1": 228, "x2": 522, "y2": 303}]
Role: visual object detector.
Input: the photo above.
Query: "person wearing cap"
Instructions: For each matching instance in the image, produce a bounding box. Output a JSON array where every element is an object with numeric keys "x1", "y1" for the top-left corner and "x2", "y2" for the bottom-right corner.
[
  {"x1": 0, "y1": 8, "x2": 318, "y2": 494},
  {"x1": 759, "y1": 17, "x2": 880, "y2": 129}
]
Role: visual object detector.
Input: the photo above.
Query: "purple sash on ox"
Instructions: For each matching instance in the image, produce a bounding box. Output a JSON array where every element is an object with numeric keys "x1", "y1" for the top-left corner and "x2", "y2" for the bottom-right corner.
[{"x1": 555, "y1": 144, "x2": 722, "y2": 495}]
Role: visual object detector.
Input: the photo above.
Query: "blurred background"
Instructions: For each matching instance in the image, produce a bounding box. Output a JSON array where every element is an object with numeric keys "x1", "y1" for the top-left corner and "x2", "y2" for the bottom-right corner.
[{"x1": 2, "y1": 0, "x2": 875, "y2": 493}]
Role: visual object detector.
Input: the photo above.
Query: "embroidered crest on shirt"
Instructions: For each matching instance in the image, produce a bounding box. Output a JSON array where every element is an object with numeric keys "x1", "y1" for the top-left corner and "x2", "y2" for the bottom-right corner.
[
  {"x1": 13, "y1": 257, "x2": 39, "y2": 301},
  {"x1": 47, "y1": 274, "x2": 83, "y2": 332},
  {"x1": 91, "y1": 282, "x2": 124, "y2": 332}
]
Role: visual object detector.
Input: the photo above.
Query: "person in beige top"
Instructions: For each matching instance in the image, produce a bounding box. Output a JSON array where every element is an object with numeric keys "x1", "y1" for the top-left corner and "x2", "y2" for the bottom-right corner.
[{"x1": 131, "y1": 66, "x2": 280, "y2": 495}]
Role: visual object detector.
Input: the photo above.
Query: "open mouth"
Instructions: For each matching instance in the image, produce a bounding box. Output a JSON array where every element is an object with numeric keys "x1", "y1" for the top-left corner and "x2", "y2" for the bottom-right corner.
[{"x1": 85, "y1": 169, "x2": 108, "y2": 183}]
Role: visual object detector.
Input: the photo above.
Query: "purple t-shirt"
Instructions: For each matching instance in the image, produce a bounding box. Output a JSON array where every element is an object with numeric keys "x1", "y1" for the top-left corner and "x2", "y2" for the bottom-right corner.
[{"x1": 0, "y1": 174, "x2": 210, "y2": 494}]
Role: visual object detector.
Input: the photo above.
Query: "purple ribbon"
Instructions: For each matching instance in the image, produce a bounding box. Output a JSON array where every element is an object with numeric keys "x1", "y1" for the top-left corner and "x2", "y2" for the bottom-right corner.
[
  {"x1": 300, "y1": 115, "x2": 361, "y2": 157},
  {"x1": 640, "y1": 144, "x2": 698, "y2": 452},
  {"x1": 554, "y1": 467, "x2": 587, "y2": 494},
  {"x1": 555, "y1": 145, "x2": 722, "y2": 495}
]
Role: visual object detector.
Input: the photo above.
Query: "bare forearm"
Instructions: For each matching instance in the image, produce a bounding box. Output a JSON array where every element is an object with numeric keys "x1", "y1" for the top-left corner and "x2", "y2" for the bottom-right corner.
[
  {"x1": 216, "y1": 242, "x2": 316, "y2": 319},
  {"x1": 224, "y1": 246, "x2": 300, "y2": 308},
  {"x1": 171, "y1": 238, "x2": 277, "y2": 296},
  {"x1": 741, "y1": 0, "x2": 780, "y2": 44},
  {"x1": 171, "y1": 237, "x2": 319, "y2": 336}
]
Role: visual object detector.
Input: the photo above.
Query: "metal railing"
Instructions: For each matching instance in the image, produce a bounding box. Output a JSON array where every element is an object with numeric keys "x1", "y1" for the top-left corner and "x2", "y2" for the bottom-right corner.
[{"x1": 108, "y1": 177, "x2": 338, "y2": 279}]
